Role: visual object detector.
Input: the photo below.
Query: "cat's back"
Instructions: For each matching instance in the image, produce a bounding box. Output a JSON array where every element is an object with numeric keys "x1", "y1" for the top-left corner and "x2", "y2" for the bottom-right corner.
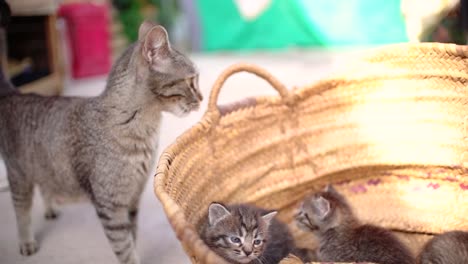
[
  {"x1": 353, "y1": 225, "x2": 414, "y2": 264},
  {"x1": 0, "y1": 93, "x2": 81, "y2": 121},
  {"x1": 268, "y1": 215, "x2": 294, "y2": 246},
  {"x1": 261, "y1": 212, "x2": 295, "y2": 263},
  {"x1": 419, "y1": 231, "x2": 468, "y2": 264},
  {"x1": 0, "y1": 93, "x2": 85, "y2": 153},
  {"x1": 320, "y1": 225, "x2": 413, "y2": 264}
]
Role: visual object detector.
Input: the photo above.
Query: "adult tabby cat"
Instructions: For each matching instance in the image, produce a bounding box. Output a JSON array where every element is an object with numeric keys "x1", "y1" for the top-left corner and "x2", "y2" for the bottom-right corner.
[{"x1": 0, "y1": 20, "x2": 202, "y2": 264}]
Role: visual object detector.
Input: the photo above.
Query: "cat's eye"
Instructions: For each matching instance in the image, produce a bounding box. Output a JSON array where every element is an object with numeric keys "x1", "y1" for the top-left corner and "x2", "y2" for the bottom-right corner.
[
  {"x1": 161, "y1": 93, "x2": 184, "y2": 99},
  {"x1": 167, "y1": 92, "x2": 185, "y2": 97},
  {"x1": 253, "y1": 239, "x2": 262, "y2": 246},
  {"x1": 230, "y1": 237, "x2": 241, "y2": 243}
]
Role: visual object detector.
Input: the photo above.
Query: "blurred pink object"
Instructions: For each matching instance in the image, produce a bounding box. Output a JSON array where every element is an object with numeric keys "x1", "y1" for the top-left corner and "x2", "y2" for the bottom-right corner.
[{"x1": 59, "y1": 3, "x2": 111, "y2": 78}]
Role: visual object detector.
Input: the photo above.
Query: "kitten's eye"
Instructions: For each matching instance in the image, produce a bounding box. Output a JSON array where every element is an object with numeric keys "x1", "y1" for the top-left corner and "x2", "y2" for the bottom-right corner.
[
  {"x1": 230, "y1": 237, "x2": 241, "y2": 243},
  {"x1": 253, "y1": 239, "x2": 262, "y2": 246}
]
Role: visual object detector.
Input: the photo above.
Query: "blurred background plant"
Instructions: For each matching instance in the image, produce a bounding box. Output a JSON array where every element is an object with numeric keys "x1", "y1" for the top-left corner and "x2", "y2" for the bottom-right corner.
[
  {"x1": 2, "y1": 0, "x2": 467, "y2": 93},
  {"x1": 112, "y1": 0, "x2": 180, "y2": 43}
]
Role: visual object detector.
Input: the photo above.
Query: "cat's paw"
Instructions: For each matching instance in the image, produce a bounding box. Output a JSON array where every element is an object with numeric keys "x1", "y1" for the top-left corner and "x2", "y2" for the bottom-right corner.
[
  {"x1": 19, "y1": 241, "x2": 39, "y2": 256},
  {"x1": 44, "y1": 209, "x2": 60, "y2": 220}
]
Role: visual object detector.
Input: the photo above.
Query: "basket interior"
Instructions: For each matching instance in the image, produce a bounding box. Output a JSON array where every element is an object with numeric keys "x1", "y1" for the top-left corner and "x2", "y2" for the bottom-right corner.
[{"x1": 156, "y1": 44, "x2": 468, "y2": 263}]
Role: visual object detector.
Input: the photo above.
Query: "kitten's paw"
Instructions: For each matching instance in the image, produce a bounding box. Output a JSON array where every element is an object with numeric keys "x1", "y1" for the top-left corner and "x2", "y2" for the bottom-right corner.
[
  {"x1": 19, "y1": 241, "x2": 39, "y2": 256},
  {"x1": 44, "y1": 209, "x2": 60, "y2": 220}
]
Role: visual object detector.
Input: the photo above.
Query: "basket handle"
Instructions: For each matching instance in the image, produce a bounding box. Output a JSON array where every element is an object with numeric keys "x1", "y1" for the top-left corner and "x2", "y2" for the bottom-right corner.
[{"x1": 207, "y1": 63, "x2": 292, "y2": 114}]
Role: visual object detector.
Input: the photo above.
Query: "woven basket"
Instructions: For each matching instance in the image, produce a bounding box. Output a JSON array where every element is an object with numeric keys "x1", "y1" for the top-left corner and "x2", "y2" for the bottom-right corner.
[{"x1": 154, "y1": 43, "x2": 468, "y2": 264}]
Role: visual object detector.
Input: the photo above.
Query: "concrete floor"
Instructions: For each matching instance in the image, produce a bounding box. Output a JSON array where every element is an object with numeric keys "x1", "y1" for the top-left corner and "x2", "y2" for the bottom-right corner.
[{"x1": 0, "y1": 49, "x2": 367, "y2": 264}]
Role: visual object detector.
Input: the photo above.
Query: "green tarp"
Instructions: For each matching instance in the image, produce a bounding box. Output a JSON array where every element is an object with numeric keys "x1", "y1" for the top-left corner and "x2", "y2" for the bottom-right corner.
[{"x1": 195, "y1": 0, "x2": 409, "y2": 51}]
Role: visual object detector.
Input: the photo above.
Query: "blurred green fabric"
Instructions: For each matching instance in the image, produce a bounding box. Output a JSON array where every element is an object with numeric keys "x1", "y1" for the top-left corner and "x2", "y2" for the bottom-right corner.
[{"x1": 196, "y1": 0, "x2": 408, "y2": 51}]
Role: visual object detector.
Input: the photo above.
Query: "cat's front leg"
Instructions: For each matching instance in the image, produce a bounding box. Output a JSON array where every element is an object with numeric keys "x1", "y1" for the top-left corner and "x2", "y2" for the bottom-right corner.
[
  {"x1": 129, "y1": 179, "x2": 146, "y2": 243},
  {"x1": 129, "y1": 206, "x2": 138, "y2": 242},
  {"x1": 7, "y1": 168, "x2": 38, "y2": 256},
  {"x1": 94, "y1": 200, "x2": 139, "y2": 264}
]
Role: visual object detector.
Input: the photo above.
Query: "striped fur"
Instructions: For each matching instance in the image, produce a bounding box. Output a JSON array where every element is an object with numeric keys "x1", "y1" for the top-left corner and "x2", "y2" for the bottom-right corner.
[
  {"x1": 418, "y1": 231, "x2": 468, "y2": 264},
  {"x1": 0, "y1": 21, "x2": 202, "y2": 263}
]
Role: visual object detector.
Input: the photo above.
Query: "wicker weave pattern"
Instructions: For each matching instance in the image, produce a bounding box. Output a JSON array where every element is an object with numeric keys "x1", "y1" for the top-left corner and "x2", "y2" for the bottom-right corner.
[{"x1": 155, "y1": 43, "x2": 468, "y2": 264}]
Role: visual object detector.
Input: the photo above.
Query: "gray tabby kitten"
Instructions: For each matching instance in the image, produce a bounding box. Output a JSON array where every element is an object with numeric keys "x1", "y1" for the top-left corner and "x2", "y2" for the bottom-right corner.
[
  {"x1": 418, "y1": 231, "x2": 468, "y2": 264},
  {"x1": 0, "y1": 20, "x2": 202, "y2": 264},
  {"x1": 295, "y1": 185, "x2": 414, "y2": 264},
  {"x1": 200, "y1": 202, "x2": 295, "y2": 264}
]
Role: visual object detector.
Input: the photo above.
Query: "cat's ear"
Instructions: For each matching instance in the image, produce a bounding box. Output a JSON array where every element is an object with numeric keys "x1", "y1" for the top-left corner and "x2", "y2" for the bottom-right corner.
[
  {"x1": 208, "y1": 203, "x2": 231, "y2": 226},
  {"x1": 138, "y1": 20, "x2": 158, "y2": 42},
  {"x1": 324, "y1": 184, "x2": 338, "y2": 194},
  {"x1": 261, "y1": 211, "x2": 277, "y2": 225},
  {"x1": 139, "y1": 21, "x2": 171, "y2": 63},
  {"x1": 312, "y1": 196, "x2": 330, "y2": 220}
]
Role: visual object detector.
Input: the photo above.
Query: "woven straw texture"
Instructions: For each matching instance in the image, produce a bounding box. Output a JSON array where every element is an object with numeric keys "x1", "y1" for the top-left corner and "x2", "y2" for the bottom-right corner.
[{"x1": 154, "y1": 43, "x2": 468, "y2": 264}]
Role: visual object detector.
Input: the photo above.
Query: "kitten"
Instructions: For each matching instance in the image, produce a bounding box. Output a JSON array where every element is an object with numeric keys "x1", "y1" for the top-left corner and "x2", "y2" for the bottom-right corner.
[
  {"x1": 200, "y1": 202, "x2": 295, "y2": 264},
  {"x1": 418, "y1": 231, "x2": 468, "y2": 264},
  {"x1": 295, "y1": 185, "x2": 414, "y2": 264},
  {"x1": 0, "y1": 20, "x2": 202, "y2": 264}
]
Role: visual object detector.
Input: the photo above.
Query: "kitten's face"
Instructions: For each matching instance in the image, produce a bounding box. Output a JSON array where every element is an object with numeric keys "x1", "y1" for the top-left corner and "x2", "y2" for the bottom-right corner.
[
  {"x1": 205, "y1": 203, "x2": 277, "y2": 264},
  {"x1": 137, "y1": 21, "x2": 203, "y2": 117},
  {"x1": 295, "y1": 185, "x2": 352, "y2": 233}
]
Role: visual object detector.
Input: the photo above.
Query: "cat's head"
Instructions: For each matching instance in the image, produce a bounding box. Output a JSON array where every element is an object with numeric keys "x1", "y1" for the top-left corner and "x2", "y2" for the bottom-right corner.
[
  {"x1": 295, "y1": 185, "x2": 354, "y2": 233},
  {"x1": 204, "y1": 203, "x2": 277, "y2": 264},
  {"x1": 136, "y1": 20, "x2": 202, "y2": 117}
]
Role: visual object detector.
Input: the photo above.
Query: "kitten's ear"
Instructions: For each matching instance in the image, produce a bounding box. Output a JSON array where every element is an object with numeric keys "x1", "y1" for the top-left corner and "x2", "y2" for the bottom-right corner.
[
  {"x1": 313, "y1": 196, "x2": 330, "y2": 220},
  {"x1": 139, "y1": 21, "x2": 171, "y2": 63},
  {"x1": 261, "y1": 211, "x2": 278, "y2": 225},
  {"x1": 208, "y1": 203, "x2": 231, "y2": 226},
  {"x1": 324, "y1": 184, "x2": 337, "y2": 194}
]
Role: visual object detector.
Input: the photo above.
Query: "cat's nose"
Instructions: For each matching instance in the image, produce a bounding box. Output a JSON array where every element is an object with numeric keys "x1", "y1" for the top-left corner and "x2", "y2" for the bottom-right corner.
[{"x1": 244, "y1": 249, "x2": 252, "y2": 256}]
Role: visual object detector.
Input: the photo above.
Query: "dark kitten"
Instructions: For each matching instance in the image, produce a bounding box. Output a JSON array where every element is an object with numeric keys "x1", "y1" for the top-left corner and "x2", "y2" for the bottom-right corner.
[
  {"x1": 200, "y1": 202, "x2": 295, "y2": 264},
  {"x1": 418, "y1": 231, "x2": 468, "y2": 264},
  {"x1": 295, "y1": 185, "x2": 414, "y2": 264}
]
